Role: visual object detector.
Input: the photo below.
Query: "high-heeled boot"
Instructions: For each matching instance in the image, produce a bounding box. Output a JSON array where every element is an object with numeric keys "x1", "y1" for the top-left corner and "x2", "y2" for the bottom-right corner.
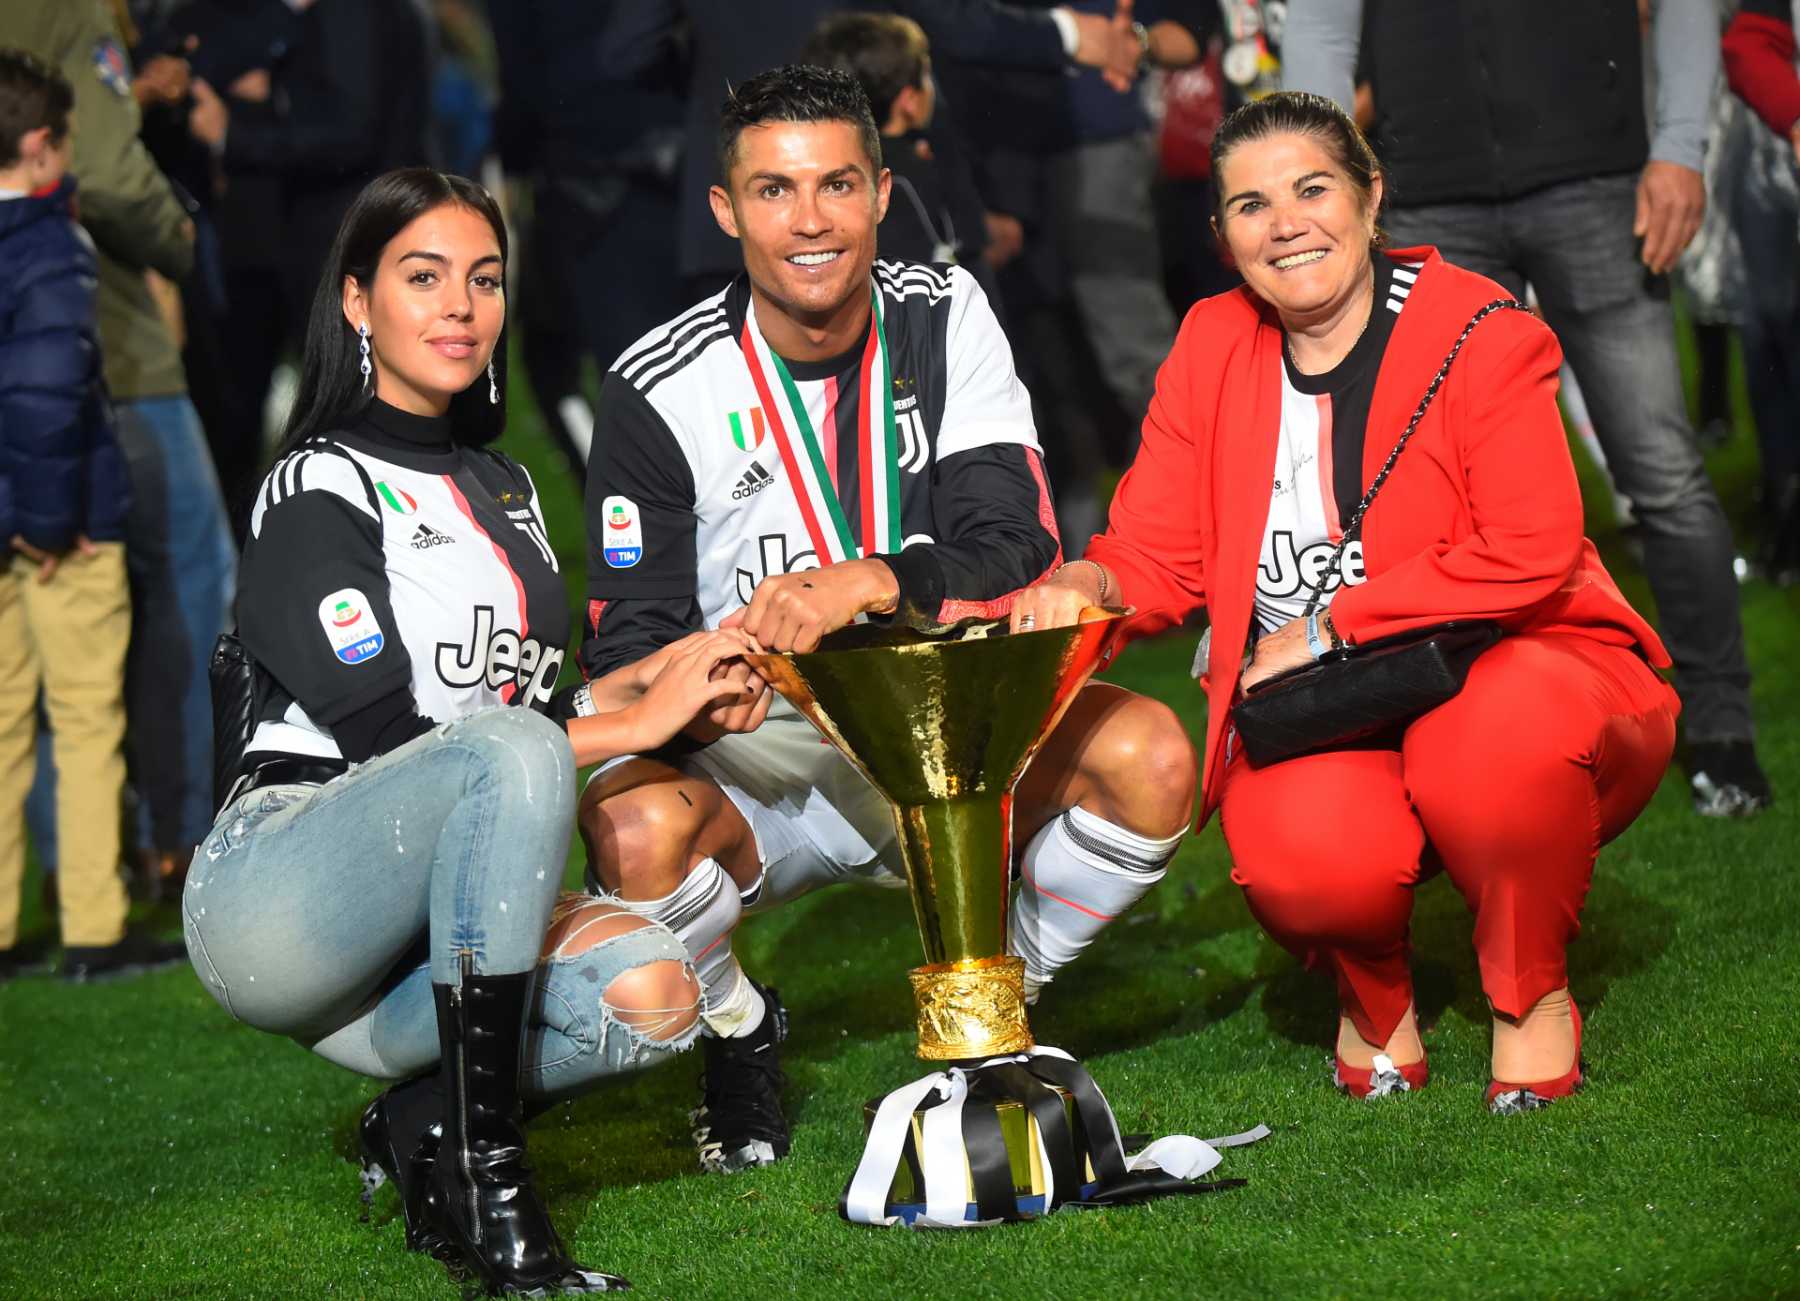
[
  {"x1": 428, "y1": 966, "x2": 628, "y2": 1295},
  {"x1": 359, "y1": 1070, "x2": 455, "y2": 1260}
]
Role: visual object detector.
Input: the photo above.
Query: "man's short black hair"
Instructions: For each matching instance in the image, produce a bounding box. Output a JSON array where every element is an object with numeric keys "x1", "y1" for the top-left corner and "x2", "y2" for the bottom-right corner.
[
  {"x1": 799, "y1": 14, "x2": 930, "y2": 127},
  {"x1": 0, "y1": 48, "x2": 73, "y2": 170},
  {"x1": 716, "y1": 64, "x2": 882, "y2": 186}
]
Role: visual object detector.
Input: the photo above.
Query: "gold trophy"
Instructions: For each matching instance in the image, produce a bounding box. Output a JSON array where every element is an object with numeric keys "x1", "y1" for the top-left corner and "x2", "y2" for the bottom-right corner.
[{"x1": 748, "y1": 611, "x2": 1148, "y2": 1224}]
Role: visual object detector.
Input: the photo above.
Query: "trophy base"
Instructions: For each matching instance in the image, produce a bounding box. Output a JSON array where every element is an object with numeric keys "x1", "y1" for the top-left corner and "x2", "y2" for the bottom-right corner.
[
  {"x1": 908, "y1": 955, "x2": 1033, "y2": 1061},
  {"x1": 842, "y1": 1046, "x2": 1264, "y2": 1228},
  {"x1": 858, "y1": 1079, "x2": 1095, "y2": 1224}
]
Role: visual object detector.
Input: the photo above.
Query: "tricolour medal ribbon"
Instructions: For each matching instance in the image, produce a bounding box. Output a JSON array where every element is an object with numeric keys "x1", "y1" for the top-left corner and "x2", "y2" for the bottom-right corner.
[{"x1": 740, "y1": 285, "x2": 901, "y2": 566}]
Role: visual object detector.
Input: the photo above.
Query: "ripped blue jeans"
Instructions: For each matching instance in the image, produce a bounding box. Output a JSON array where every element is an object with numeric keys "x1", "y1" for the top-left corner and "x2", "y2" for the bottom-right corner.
[{"x1": 183, "y1": 709, "x2": 698, "y2": 1097}]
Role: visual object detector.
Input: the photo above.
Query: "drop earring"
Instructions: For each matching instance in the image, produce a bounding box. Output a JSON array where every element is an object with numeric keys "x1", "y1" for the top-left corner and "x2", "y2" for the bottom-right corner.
[
  {"x1": 358, "y1": 322, "x2": 372, "y2": 391},
  {"x1": 488, "y1": 358, "x2": 498, "y2": 405}
]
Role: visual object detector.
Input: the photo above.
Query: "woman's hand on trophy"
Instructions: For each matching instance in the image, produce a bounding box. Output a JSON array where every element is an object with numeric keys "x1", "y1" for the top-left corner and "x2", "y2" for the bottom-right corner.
[
  {"x1": 1239, "y1": 617, "x2": 1315, "y2": 693},
  {"x1": 629, "y1": 630, "x2": 769, "y2": 750},
  {"x1": 628, "y1": 628, "x2": 759, "y2": 694},
  {"x1": 723, "y1": 558, "x2": 900, "y2": 653},
  {"x1": 1009, "y1": 561, "x2": 1106, "y2": 634}
]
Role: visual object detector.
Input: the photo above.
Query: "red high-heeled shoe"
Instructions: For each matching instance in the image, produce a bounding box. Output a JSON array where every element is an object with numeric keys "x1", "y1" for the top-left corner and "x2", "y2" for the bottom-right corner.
[
  {"x1": 1333, "y1": 1051, "x2": 1429, "y2": 1099},
  {"x1": 1487, "y1": 998, "x2": 1584, "y2": 1115}
]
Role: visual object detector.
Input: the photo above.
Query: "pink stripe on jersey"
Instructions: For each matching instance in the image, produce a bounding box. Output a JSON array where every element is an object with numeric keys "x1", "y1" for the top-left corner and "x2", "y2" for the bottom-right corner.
[
  {"x1": 819, "y1": 374, "x2": 841, "y2": 492},
  {"x1": 443, "y1": 474, "x2": 527, "y2": 704},
  {"x1": 1313, "y1": 393, "x2": 1343, "y2": 540}
]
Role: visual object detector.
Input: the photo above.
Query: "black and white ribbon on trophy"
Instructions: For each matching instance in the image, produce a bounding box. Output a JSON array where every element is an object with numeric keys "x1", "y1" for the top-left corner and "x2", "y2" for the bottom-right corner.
[{"x1": 842, "y1": 1047, "x2": 1268, "y2": 1228}]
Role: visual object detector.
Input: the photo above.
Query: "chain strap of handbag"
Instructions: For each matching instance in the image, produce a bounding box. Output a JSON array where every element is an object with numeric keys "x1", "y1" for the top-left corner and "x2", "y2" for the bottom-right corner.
[{"x1": 1300, "y1": 298, "x2": 1529, "y2": 625}]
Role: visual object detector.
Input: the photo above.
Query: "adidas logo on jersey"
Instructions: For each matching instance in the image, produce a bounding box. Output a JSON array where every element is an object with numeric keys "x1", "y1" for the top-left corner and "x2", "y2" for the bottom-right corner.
[
  {"x1": 732, "y1": 462, "x2": 775, "y2": 500},
  {"x1": 410, "y1": 523, "x2": 456, "y2": 550}
]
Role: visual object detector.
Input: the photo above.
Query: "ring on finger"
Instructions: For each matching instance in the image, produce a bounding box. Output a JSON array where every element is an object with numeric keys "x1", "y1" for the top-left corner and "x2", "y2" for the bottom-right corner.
[{"x1": 1019, "y1": 613, "x2": 1037, "y2": 630}]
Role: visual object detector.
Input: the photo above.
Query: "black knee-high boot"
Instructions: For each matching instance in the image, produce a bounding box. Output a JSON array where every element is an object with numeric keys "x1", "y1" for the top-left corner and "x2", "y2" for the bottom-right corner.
[
  {"x1": 428, "y1": 966, "x2": 627, "y2": 1295},
  {"x1": 359, "y1": 1070, "x2": 452, "y2": 1257}
]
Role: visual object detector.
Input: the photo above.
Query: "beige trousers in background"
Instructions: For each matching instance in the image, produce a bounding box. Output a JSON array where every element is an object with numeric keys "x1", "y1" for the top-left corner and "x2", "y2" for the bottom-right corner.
[{"x1": 0, "y1": 545, "x2": 131, "y2": 949}]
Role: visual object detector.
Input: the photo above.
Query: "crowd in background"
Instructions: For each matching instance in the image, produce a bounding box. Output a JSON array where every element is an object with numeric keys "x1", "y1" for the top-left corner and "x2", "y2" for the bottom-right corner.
[{"x1": 0, "y1": 0, "x2": 1792, "y2": 978}]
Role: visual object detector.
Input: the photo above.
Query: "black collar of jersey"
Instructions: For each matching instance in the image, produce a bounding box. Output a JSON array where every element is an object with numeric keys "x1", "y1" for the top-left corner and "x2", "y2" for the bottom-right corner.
[
  {"x1": 724, "y1": 273, "x2": 876, "y2": 383},
  {"x1": 1280, "y1": 254, "x2": 1399, "y2": 396},
  {"x1": 334, "y1": 398, "x2": 461, "y2": 472}
]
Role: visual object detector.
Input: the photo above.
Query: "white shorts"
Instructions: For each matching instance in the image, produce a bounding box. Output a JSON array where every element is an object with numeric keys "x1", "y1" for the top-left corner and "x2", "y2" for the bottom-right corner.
[{"x1": 592, "y1": 702, "x2": 907, "y2": 912}]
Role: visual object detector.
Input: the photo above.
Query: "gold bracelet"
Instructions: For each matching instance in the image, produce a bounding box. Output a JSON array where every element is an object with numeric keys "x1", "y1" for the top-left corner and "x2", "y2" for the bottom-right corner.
[{"x1": 1060, "y1": 558, "x2": 1110, "y2": 606}]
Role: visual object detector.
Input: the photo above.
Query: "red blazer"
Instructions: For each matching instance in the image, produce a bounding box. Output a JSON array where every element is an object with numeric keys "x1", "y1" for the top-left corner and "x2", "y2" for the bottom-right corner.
[{"x1": 1085, "y1": 247, "x2": 1672, "y2": 825}]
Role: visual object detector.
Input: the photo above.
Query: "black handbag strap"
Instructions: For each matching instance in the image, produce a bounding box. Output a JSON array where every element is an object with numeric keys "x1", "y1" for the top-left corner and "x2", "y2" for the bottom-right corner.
[{"x1": 1302, "y1": 298, "x2": 1529, "y2": 617}]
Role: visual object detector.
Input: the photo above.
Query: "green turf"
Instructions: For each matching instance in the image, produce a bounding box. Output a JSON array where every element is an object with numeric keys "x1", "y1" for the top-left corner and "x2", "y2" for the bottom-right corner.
[{"x1": 2, "y1": 324, "x2": 1797, "y2": 1300}]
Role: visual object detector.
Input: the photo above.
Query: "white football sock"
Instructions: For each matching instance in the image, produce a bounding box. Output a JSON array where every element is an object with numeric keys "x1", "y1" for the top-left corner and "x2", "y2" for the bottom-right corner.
[
  {"x1": 611, "y1": 859, "x2": 764, "y2": 1038},
  {"x1": 1009, "y1": 806, "x2": 1183, "y2": 1001}
]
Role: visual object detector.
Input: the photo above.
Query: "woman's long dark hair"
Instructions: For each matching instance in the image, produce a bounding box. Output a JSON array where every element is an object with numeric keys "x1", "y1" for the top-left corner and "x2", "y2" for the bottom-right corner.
[{"x1": 275, "y1": 168, "x2": 510, "y2": 458}]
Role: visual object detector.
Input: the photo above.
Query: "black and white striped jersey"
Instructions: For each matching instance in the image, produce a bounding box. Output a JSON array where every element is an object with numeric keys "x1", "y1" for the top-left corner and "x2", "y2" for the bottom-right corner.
[
  {"x1": 236, "y1": 401, "x2": 570, "y2": 767},
  {"x1": 579, "y1": 260, "x2": 1061, "y2": 677}
]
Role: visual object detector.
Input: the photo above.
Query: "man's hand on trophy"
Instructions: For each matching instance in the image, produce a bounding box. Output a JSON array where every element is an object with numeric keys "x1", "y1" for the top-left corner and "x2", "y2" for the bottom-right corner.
[
  {"x1": 723, "y1": 558, "x2": 901, "y2": 653},
  {"x1": 1008, "y1": 559, "x2": 1113, "y2": 634}
]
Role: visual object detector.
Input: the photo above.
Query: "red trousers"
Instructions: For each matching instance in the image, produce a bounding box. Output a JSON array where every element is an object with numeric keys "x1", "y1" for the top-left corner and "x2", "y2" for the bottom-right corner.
[{"x1": 1220, "y1": 633, "x2": 1677, "y2": 1045}]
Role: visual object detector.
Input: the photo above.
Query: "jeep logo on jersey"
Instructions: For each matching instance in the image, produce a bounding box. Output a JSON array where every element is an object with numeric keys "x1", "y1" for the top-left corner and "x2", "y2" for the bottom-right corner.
[
  {"x1": 734, "y1": 533, "x2": 819, "y2": 605},
  {"x1": 376, "y1": 481, "x2": 418, "y2": 515},
  {"x1": 601, "y1": 495, "x2": 643, "y2": 568},
  {"x1": 436, "y1": 605, "x2": 563, "y2": 705},
  {"x1": 727, "y1": 408, "x2": 765, "y2": 452},
  {"x1": 318, "y1": 588, "x2": 384, "y2": 665},
  {"x1": 1257, "y1": 531, "x2": 1366, "y2": 598}
]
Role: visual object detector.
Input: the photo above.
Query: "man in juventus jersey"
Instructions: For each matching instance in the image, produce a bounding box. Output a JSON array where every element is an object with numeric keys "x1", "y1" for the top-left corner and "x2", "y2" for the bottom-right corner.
[{"x1": 578, "y1": 66, "x2": 1199, "y2": 1173}]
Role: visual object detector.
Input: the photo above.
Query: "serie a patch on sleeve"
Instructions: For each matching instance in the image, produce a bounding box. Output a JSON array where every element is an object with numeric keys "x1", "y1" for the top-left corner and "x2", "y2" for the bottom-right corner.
[
  {"x1": 601, "y1": 495, "x2": 644, "y2": 568},
  {"x1": 317, "y1": 588, "x2": 386, "y2": 664}
]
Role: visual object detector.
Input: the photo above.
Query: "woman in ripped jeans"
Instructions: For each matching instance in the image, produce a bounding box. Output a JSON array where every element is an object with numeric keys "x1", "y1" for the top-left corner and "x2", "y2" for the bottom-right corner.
[{"x1": 185, "y1": 169, "x2": 769, "y2": 1297}]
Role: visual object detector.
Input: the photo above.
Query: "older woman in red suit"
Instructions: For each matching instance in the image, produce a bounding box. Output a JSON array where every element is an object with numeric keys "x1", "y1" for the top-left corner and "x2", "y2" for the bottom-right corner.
[{"x1": 1012, "y1": 93, "x2": 1678, "y2": 1112}]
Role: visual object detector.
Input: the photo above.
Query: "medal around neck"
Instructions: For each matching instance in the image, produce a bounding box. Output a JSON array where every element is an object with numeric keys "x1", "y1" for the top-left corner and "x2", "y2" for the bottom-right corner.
[{"x1": 746, "y1": 611, "x2": 1266, "y2": 1228}]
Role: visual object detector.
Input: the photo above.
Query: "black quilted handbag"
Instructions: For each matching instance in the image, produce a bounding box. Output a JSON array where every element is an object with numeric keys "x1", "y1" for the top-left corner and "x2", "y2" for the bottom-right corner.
[{"x1": 1231, "y1": 299, "x2": 1526, "y2": 768}]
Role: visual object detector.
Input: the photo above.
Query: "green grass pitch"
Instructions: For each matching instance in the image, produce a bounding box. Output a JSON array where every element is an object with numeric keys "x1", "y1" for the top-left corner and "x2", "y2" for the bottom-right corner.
[{"x1": 1, "y1": 322, "x2": 1796, "y2": 1299}]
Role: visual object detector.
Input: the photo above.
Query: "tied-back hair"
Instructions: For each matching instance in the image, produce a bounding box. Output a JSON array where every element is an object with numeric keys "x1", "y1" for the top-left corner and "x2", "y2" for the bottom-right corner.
[
  {"x1": 275, "y1": 168, "x2": 509, "y2": 460},
  {"x1": 1211, "y1": 91, "x2": 1386, "y2": 239},
  {"x1": 716, "y1": 63, "x2": 882, "y2": 184}
]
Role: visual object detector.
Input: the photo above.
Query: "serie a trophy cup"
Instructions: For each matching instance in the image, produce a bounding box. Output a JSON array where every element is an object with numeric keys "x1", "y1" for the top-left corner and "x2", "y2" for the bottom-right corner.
[{"x1": 748, "y1": 612, "x2": 1255, "y2": 1228}]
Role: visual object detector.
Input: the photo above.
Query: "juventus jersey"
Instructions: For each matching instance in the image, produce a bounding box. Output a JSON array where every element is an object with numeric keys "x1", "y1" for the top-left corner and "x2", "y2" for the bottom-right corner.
[
  {"x1": 580, "y1": 260, "x2": 1060, "y2": 676},
  {"x1": 1256, "y1": 255, "x2": 1419, "y2": 634},
  {"x1": 237, "y1": 401, "x2": 569, "y2": 767}
]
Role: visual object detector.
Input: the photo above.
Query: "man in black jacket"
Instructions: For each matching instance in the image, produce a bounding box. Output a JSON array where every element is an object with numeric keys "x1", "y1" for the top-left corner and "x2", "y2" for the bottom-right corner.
[{"x1": 1283, "y1": 0, "x2": 1772, "y2": 818}]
